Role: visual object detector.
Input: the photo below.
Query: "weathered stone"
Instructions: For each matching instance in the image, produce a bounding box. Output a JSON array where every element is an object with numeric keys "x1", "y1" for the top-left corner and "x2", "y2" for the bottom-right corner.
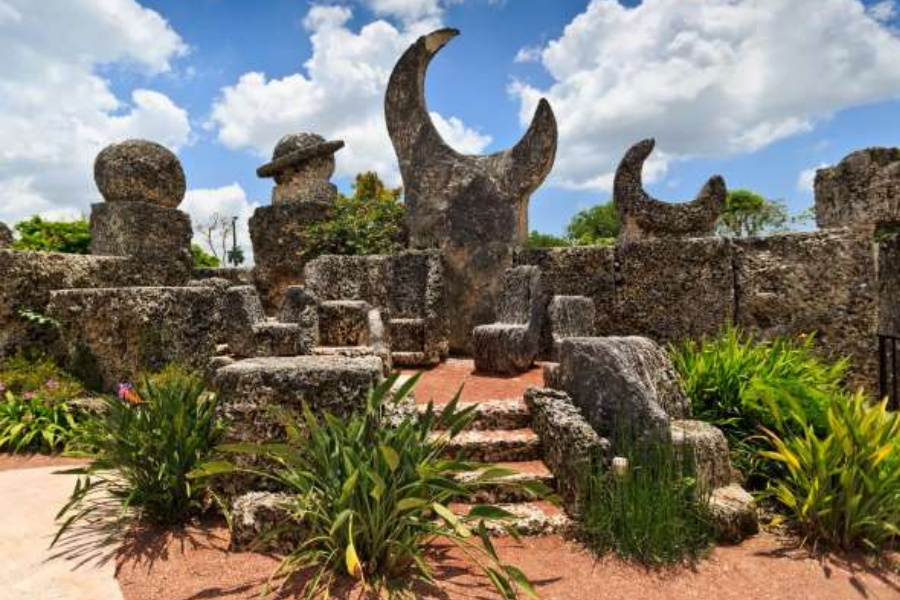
[
  {"x1": 223, "y1": 286, "x2": 313, "y2": 358},
  {"x1": 734, "y1": 230, "x2": 877, "y2": 391},
  {"x1": 249, "y1": 202, "x2": 335, "y2": 312},
  {"x1": 614, "y1": 139, "x2": 726, "y2": 241},
  {"x1": 548, "y1": 295, "x2": 595, "y2": 360},
  {"x1": 231, "y1": 492, "x2": 300, "y2": 552},
  {"x1": 553, "y1": 337, "x2": 690, "y2": 443},
  {"x1": 214, "y1": 355, "x2": 383, "y2": 444},
  {"x1": 815, "y1": 147, "x2": 900, "y2": 229},
  {"x1": 708, "y1": 483, "x2": 759, "y2": 542},
  {"x1": 0, "y1": 222, "x2": 12, "y2": 248},
  {"x1": 473, "y1": 266, "x2": 546, "y2": 374},
  {"x1": 670, "y1": 419, "x2": 734, "y2": 492},
  {"x1": 192, "y1": 267, "x2": 254, "y2": 287},
  {"x1": 304, "y1": 255, "x2": 391, "y2": 306},
  {"x1": 278, "y1": 285, "x2": 320, "y2": 347},
  {"x1": 257, "y1": 133, "x2": 344, "y2": 206},
  {"x1": 615, "y1": 236, "x2": 734, "y2": 343},
  {"x1": 385, "y1": 28, "x2": 557, "y2": 352},
  {"x1": 90, "y1": 201, "x2": 193, "y2": 280},
  {"x1": 48, "y1": 287, "x2": 227, "y2": 391},
  {"x1": 94, "y1": 139, "x2": 186, "y2": 208},
  {"x1": 878, "y1": 233, "x2": 900, "y2": 338},
  {"x1": 524, "y1": 387, "x2": 610, "y2": 514},
  {"x1": 318, "y1": 301, "x2": 374, "y2": 347}
]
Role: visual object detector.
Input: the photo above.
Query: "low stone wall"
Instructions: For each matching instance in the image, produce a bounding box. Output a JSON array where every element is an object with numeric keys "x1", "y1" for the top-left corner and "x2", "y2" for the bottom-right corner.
[
  {"x1": 48, "y1": 287, "x2": 227, "y2": 391},
  {"x1": 192, "y1": 267, "x2": 255, "y2": 287}
]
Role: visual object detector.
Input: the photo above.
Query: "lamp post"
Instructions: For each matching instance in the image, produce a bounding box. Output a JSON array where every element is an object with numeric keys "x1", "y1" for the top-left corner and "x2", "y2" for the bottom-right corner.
[{"x1": 230, "y1": 216, "x2": 238, "y2": 266}]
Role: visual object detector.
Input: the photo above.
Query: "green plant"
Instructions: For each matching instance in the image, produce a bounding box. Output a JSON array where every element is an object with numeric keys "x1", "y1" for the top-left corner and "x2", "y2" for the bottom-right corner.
[
  {"x1": 0, "y1": 353, "x2": 85, "y2": 403},
  {"x1": 566, "y1": 201, "x2": 620, "y2": 245},
  {"x1": 526, "y1": 230, "x2": 570, "y2": 248},
  {"x1": 0, "y1": 391, "x2": 80, "y2": 453},
  {"x1": 191, "y1": 243, "x2": 221, "y2": 268},
  {"x1": 580, "y1": 431, "x2": 712, "y2": 565},
  {"x1": 670, "y1": 328, "x2": 847, "y2": 487},
  {"x1": 12, "y1": 216, "x2": 91, "y2": 254},
  {"x1": 193, "y1": 374, "x2": 545, "y2": 599},
  {"x1": 716, "y1": 189, "x2": 788, "y2": 237},
  {"x1": 759, "y1": 391, "x2": 900, "y2": 551},
  {"x1": 54, "y1": 366, "x2": 223, "y2": 540}
]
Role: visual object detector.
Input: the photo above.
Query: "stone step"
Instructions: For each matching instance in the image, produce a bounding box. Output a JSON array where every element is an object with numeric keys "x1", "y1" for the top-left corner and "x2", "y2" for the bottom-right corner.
[
  {"x1": 455, "y1": 461, "x2": 555, "y2": 504},
  {"x1": 434, "y1": 428, "x2": 542, "y2": 463},
  {"x1": 451, "y1": 501, "x2": 571, "y2": 537},
  {"x1": 419, "y1": 398, "x2": 532, "y2": 430}
]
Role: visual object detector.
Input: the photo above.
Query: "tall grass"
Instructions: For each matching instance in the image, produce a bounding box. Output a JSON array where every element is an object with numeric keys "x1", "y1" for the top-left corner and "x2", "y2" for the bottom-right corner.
[{"x1": 670, "y1": 328, "x2": 847, "y2": 487}]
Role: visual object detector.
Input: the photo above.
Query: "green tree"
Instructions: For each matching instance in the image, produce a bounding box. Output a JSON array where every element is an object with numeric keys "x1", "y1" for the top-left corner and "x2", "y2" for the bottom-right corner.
[
  {"x1": 717, "y1": 189, "x2": 788, "y2": 237},
  {"x1": 12, "y1": 216, "x2": 91, "y2": 254},
  {"x1": 565, "y1": 201, "x2": 620, "y2": 245},
  {"x1": 300, "y1": 172, "x2": 406, "y2": 258},
  {"x1": 191, "y1": 244, "x2": 220, "y2": 268},
  {"x1": 526, "y1": 230, "x2": 570, "y2": 248}
]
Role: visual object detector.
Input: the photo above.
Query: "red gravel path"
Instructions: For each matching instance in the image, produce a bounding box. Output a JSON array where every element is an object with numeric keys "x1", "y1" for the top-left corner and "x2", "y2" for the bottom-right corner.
[
  {"x1": 403, "y1": 359, "x2": 545, "y2": 404},
  {"x1": 116, "y1": 524, "x2": 900, "y2": 600},
  {"x1": 0, "y1": 452, "x2": 87, "y2": 472}
]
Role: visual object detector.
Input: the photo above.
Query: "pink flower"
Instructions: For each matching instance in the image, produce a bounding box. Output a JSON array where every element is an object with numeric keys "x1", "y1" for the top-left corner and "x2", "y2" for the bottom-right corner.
[
  {"x1": 45, "y1": 378, "x2": 59, "y2": 390},
  {"x1": 23, "y1": 391, "x2": 34, "y2": 400},
  {"x1": 0, "y1": 382, "x2": 5, "y2": 393},
  {"x1": 118, "y1": 383, "x2": 141, "y2": 405}
]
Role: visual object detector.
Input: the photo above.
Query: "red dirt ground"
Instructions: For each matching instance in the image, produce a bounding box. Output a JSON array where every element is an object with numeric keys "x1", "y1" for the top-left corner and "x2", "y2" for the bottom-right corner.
[
  {"x1": 402, "y1": 358, "x2": 545, "y2": 404},
  {"x1": 0, "y1": 452, "x2": 86, "y2": 472},
  {"x1": 116, "y1": 524, "x2": 900, "y2": 600}
]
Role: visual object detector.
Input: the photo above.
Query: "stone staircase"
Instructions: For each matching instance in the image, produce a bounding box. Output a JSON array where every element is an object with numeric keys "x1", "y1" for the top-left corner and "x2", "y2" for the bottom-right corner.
[{"x1": 420, "y1": 396, "x2": 569, "y2": 536}]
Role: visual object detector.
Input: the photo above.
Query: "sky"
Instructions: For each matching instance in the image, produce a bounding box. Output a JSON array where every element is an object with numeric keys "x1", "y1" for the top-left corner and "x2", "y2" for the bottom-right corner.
[{"x1": 2, "y1": 0, "x2": 900, "y2": 262}]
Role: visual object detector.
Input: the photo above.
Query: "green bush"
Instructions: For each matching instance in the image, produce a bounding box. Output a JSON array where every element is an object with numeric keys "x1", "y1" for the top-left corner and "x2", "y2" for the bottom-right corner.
[
  {"x1": 191, "y1": 244, "x2": 220, "y2": 268},
  {"x1": 0, "y1": 353, "x2": 85, "y2": 403},
  {"x1": 54, "y1": 366, "x2": 223, "y2": 540},
  {"x1": 760, "y1": 391, "x2": 900, "y2": 551},
  {"x1": 565, "y1": 201, "x2": 620, "y2": 245},
  {"x1": 195, "y1": 374, "x2": 544, "y2": 598},
  {"x1": 581, "y1": 432, "x2": 712, "y2": 565},
  {"x1": 12, "y1": 216, "x2": 91, "y2": 254},
  {"x1": 526, "y1": 230, "x2": 570, "y2": 248},
  {"x1": 670, "y1": 328, "x2": 847, "y2": 487}
]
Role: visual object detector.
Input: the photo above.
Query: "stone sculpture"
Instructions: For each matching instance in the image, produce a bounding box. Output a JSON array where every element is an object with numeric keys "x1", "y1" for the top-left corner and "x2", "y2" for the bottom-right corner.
[
  {"x1": 614, "y1": 138, "x2": 726, "y2": 241},
  {"x1": 385, "y1": 28, "x2": 557, "y2": 352},
  {"x1": 0, "y1": 222, "x2": 12, "y2": 249},
  {"x1": 250, "y1": 133, "x2": 345, "y2": 312},
  {"x1": 94, "y1": 139, "x2": 186, "y2": 208},
  {"x1": 815, "y1": 147, "x2": 900, "y2": 229}
]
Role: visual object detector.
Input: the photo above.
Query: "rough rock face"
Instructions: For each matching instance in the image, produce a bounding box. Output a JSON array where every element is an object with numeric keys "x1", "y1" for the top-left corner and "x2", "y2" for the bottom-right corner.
[
  {"x1": 0, "y1": 222, "x2": 12, "y2": 248},
  {"x1": 249, "y1": 202, "x2": 335, "y2": 311},
  {"x1": 878, "y1": 233, "x2": 900, "y2": 338},
  {"x1": 670, "y1": 420, "x2": 734, "y2": 492},
  {"x1": 734, "y1": 230, "x2": 877, "y2": 391},
  {"x1": 94, "y1": 139, "x2": 186, "y2": 208},
  {"x1": 708, "y1": 484, "x2": 759, "y2": 542},
  {"x1": 318, "y1": 300, "x2": 376, "y2": 347},
  {"x1": 214, "y1": 355, "x2": 383, "y2": 444},
  {"x1": 223, "y1": 286, "x2": 313, "y2": 358},
  {"x1": 278, "y1": 285, "x2": 320, "y2": 347},
  {"x1": 192, "y1": 267, "x2": 254, "y2": 287},
  {"x1": 230, "y1": 492, "x2": 299, "y2": 552},
  {"x1": 257, "y1": 133, "x2": 343, "y2": 207},
  {"x1": 815, "y1": 147, "x2": 900, "y2": 229},
  {"x1": 385, "y1": 28, "x2": 557, "y2": 352},
  {"x1": 614, "y1": 139, "x2": 726, "y2": 241},
  {"x1": 48, "y1": 287, "x2": 227, "y2": 391},
  {"x1": 524, "y1": 387, "x2": 610, "y2": 514},
  {"x1": 547, "y1": 296, "x2": 595, "y2": 360},
  {"x1": 90, "y1": 201, "x2": 194, "y2": 281},
  {"x1": 473, "y1": 266, "x2": 546, "y2": 374},
  {"x1": 553, "y1": 337, "x2": 690, "y2": 442}
]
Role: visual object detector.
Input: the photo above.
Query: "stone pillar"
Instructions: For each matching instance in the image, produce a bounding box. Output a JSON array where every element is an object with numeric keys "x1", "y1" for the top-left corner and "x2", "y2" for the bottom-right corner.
[
  {"x1": 249, "y1": 133, "x2": 344, "y2": 312},
  {"x1": 815, "y1": 147, "x2": 900, "y2": 230},
  {"x1": 91, "y1": 139, "x2": 193, "y2": 284}
]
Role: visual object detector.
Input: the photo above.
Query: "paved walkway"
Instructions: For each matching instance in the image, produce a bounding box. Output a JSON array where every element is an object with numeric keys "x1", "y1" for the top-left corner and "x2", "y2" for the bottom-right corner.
[
  {"x1": 0, "y1": 465, "x2": 123, "y2": 600},
  {"x1": 401, "y1": 358, "x2": 545, "y2": 404}
]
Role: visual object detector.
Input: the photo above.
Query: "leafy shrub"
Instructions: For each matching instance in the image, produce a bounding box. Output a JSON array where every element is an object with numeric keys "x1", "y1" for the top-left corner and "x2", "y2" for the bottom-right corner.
[
  {"x1": 670, "y1": 328, "x2": 847, "y2": 487},
  {"x1": 0, "y1": 353, "x2": 85, "y2": 403},
  {"x1": 0, "y1": 392, "x2": 81, "y2": 453},
  {"x1": 565, "y1": 201, "x2": 620, "y2": 245},
  {"x1": 191, "y1": 243, "x2": 220, "y2": 268},
  {"x1": 55, "y1": 366, "x2": 223, "y2": 539},
  {"x1": 760, "y1": 391, "x2": 900, "y2": 551},
  {"x1": 526, "y1": 230, "x2": 570, "y2": 248},
  {"x1": 195, "y1": 374, "x2": 544, "y2": 598},
  {"x1": 12, "y1": 216, "x2": 91, "y2": 254},
  {"x1": 581, "y1": 431, "x2": 712, "y2": 565}
]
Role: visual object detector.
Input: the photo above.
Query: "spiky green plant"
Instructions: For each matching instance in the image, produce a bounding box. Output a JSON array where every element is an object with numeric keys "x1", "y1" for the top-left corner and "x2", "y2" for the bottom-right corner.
[
  {"x1": 193, "y1": 373, "x2": 548, "y2": 599},
  {"x1": 0, "y1": 391, "x2": 80, "y2": 453},
  {"x1": 759, "y1": 390, "x2": 900, "y2": 551}
]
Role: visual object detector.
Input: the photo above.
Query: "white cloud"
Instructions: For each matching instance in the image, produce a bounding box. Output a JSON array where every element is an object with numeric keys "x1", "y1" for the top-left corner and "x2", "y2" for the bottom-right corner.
[
  {"x1": 869, "y1": 0, "x2": 898, "y2": 22},
  {"x1": 797, "y1": 163, "x2": 829, "y2": 193},
  {"x1": 208, "y1": 4, "x2": 490, "y2": 186},
  {"x1": 430, "y1": 112, "x2": 492, "y2": 153},
  {"x1": 512, "y1": 0, "x2": 900, "y2": 191},
  {"x1": 182, "y1": 183, "x2": 261, "y2": 265},
  {"x1": 0, "y1": 0, "x2": 190, "y2": 226}
]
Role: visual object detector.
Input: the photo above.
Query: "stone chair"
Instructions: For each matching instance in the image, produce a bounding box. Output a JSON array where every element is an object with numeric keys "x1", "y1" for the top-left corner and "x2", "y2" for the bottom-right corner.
[
  {"x1": 386, "y1": 251, "x2": 449, "y2": 366},
  {"x1": 547, "y1": 295, "x2": 596, "y2": 360},
  {"x1": 312, "y1": 299, "x2": 392, "y2": 374},
  {"x1": 224, "y1": 286, "x2": 314, "y2": 358},
  {"x1": 472, "y1": 265, "x2": 546, "y2": 374}
]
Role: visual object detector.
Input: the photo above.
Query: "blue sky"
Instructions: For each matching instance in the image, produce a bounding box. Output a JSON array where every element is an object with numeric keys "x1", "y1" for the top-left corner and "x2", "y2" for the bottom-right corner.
[{"x1": 2, "y1": 0, "x2": 900, "y2": 257}]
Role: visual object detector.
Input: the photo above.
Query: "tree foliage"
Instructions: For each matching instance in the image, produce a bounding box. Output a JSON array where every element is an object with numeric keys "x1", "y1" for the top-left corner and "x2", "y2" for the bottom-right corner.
[
  {"x1": 526, "y1": 231, "x2": 570, "y2": 248},
  {"x1": 565, "y1": 201, "x2": 620, "y2": 245},
  {"x1": 717, "y1": 189, "x2": 788, "y2": 237},
  {"x1": 12, "y1": 216, "x2": 91, "y2": 254},
  {"x1": 191, "y1": 244, "x2": 220, "y2": 268}
]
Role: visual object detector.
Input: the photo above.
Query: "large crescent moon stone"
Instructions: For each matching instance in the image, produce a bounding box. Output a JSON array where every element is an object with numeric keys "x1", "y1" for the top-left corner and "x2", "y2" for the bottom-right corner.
[{"x1": 94, "y1": 139, "x2": 186, "y2": 208}]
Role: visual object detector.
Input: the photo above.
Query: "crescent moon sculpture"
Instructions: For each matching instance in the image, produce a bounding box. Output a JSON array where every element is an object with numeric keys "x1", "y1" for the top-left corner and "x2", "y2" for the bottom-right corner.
[
  {"x1": 385, "y1": 28, "x2": 558, "y2": 352},
  {"x1": 613, "y1": 139, "x2": 726, "y2": 241}
]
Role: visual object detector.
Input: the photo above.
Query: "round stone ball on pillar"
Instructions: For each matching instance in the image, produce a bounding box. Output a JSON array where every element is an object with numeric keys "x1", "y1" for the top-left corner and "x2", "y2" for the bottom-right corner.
[{"x1": 94, "y1": 139, "x2": 186, "y2": 208}]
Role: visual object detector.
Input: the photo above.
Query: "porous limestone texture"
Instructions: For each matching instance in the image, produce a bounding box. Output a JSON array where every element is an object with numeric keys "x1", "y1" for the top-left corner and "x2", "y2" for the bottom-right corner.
[
  {"x1": 524, "y1": 387, "x2": 610, "y2": 514},
  {"x1": 708, "y1": 483, "x2": 759, "y2": 542},
  {"x1": 214, "y1": 355, "x2": 383, "y2": 444},
  {"x1": 192, "y1": 267, "x2": 254, "y2": 287},
  {"x1": 256, "y1": 133, "x2": 343, "y2": 207},
  {"x1": 734, "y1": 230, "x2": 877, "y2": 391},
  {"x1": 48, "y1": 287, "x2": 226, "y2": 391},
  {"x1": 0, "y1": 222, "x2": 12, "y2": 248},
  {"x1": 615, "y1": 139, "x2": 725, "y2": 241},
  {"x1": 878, "y1": 233, "x2": 900, "y2": 337},
  {"x1": 223, "y1": 286, "x2": 313, "y2": 358},
  {"x1": 230, "y1": 491, "x2": 300, "y2": 552},
  {"x1": 90, "y1": 201, "x2": 194, "y2": 280},
  {"x1": 318, "y1": 300, "x2": 375, "y2": 347},
  {"x1": 547, "y1": 295, "x2": 596, "y2": 360},
  {"x1": 473, "y1": 266, "x2": 546, "y2": 374},
  {"x1": 278, "y1": 285, "x2": 320, "y2": 346},
  {"x1": 552, "y1": 337, "x2": 690, "y2": 443},
  {"x1": 94, "y1": 139, "x2": 185, "y2": 208},
  {"x1": 385, "y1": 28, "x2": 557, "y2": 353},
  {"x1": 815, "y1": 147, "x2": 900, "y2": 229},
  {"x1": 670, "y1": 419, "x2": 734, "y2": 492}
]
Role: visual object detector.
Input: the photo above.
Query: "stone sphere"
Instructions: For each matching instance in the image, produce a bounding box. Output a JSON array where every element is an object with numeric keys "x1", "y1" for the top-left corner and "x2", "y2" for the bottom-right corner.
[{"x1": 94, "y1": 139, "x2": 186, "y2": 208}]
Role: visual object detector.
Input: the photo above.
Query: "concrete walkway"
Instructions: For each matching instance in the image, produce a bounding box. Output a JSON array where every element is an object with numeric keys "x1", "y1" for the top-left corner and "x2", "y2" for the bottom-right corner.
[{"x1": 0, "y1": 465, "x2": 123, "y2": 600}]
